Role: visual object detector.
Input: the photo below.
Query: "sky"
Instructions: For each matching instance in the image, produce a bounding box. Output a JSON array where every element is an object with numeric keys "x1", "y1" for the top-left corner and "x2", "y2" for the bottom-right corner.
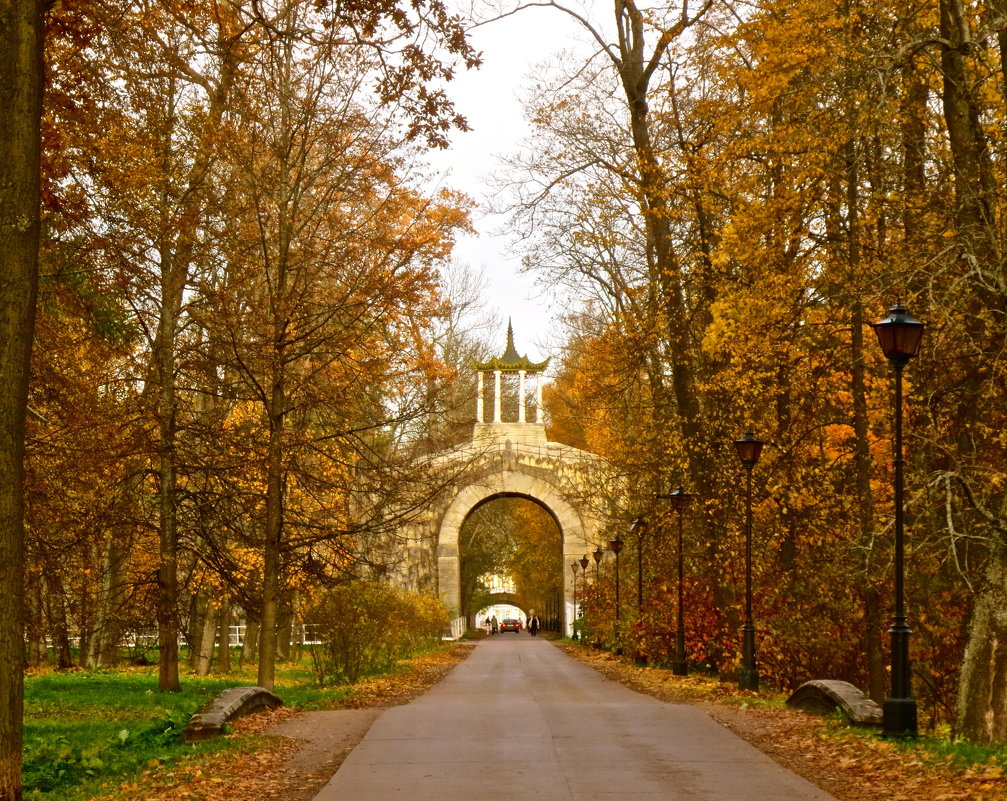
[{"x1": 425, "y1": 4, "x2": 590, "y2": 361}]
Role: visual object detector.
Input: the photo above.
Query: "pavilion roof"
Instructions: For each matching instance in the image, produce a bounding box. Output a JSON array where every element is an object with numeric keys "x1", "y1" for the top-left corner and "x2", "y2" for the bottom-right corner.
[{"x1": 473, "y1": 321, "x2": 549, "y2": 372}]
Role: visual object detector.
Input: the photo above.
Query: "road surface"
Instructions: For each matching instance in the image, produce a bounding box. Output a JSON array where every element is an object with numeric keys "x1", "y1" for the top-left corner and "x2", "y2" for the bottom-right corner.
[{"x1": 313, "y1": 634, "x2": 837, "y2": 801}]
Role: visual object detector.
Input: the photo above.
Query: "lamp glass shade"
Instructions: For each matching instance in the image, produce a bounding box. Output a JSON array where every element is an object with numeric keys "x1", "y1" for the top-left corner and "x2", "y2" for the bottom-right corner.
[
  {"x1": 630, "y1": 517, "x2": 647, "y2": 538},
  {"x1": 872, "y1": 304, "x2": 924, "y2": 366},
  {"x1": 580, "y1": 554, "x2": 590, "y2": 571},
  {"x1": 667, "y1": 486, "x2": 693, "y2": 511},
  {"x1": 609, "y1": 535, "x2": 624, "y2": 554},
  {"x1": 735, "y1": 431, "x2": 764, "y2": 468},
  {"x1": 593, "y1": 546, "x2": 604, "y2": 564},
  {"x1": 570, "y1": 561, "x2": 579, "y2": 575}
]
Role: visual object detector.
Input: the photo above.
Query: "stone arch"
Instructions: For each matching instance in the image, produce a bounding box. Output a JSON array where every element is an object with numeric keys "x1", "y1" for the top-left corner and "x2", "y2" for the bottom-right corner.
[
  {"x1": 473, "y1": 592, "x2": 529, "y2": 619},
  {"x1": 436, "y1": 470, "x2": 594, "y2": 635}
]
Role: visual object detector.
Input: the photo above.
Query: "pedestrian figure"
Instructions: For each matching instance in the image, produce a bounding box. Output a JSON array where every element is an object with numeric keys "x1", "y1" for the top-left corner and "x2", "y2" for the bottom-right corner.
[
  {"x1": 491, "y1": 615, "x2": 499, "y2": 634},
  {"x1": 528, "y1": 614, "x2": 540, "y2": 637}
]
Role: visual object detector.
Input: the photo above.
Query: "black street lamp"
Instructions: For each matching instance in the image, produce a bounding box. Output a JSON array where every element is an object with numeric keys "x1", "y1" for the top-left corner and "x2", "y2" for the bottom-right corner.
[
  {"x1": 735, "y1": 430, "x2": 764, "y2": 691},
  {"x1": 570, "y1": 561, "x2": 580, "y2": 640},
  {"x1": 873, "y1": 303, "x2": 925, "y2": 738},
  {"x1": 631, "y1": 517, "x2": 648, "y2": 613},
  {"x1": 580, "y1": 553, "x2": 590, "y2": 574},
  {"x1": 609, "y1": 534, "x2": 624, "y2": 624},
  {"x1": 593, "y1": 546, "x2": 604, "y2": 581},
  {"x1": 658, "y1": 485, "x2": 693, "y2": 675}
]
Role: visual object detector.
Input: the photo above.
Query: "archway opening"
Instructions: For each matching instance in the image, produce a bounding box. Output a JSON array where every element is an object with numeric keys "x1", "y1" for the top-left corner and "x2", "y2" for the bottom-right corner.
[
  {"x1": 458, "y1": 495, "x2": 563, "y2": 631},
  {"x1": 474, "y1": 603, "x2": 525, "y2": 631}
]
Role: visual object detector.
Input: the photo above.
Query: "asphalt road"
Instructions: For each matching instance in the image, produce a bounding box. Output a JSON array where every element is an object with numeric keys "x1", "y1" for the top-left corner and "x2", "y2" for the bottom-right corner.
[{"x1": 312, "y1": 634, "x2": 838, "y2": 801}]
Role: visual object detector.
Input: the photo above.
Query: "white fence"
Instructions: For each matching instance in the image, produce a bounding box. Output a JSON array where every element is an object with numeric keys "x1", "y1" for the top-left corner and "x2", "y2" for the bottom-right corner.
[
  {"x1": 228, "y1": 623, "x2": 323, "y2": 647},
  {"x1": 443, "y1": 616, "x2": 466, "y2": 640}
]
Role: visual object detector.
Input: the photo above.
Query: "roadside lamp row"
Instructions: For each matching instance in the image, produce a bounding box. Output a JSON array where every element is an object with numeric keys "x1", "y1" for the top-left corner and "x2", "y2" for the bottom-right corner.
[{"x1": 578, "y1": 304, "x2": 923, "y2": 737}]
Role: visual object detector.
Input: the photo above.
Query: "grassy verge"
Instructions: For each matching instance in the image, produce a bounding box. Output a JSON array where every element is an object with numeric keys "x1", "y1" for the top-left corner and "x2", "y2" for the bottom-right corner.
[{"x1": 23, "y1": 645, "x2": 444, "y2": 801}]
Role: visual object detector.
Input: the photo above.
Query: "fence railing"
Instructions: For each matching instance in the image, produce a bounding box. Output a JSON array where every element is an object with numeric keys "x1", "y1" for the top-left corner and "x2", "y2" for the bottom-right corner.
[{"x1": 443, "y1": 617, "x2": 466, "y2": 640}]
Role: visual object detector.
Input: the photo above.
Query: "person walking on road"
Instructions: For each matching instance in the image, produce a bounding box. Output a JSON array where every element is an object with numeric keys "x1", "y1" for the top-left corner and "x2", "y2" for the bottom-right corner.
[{"x1": 528, "y1": 614, "x2": 540, "y2": 636}]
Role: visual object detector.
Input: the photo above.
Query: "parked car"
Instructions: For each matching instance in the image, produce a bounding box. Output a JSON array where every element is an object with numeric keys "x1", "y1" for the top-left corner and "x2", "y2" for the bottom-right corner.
[{"x1": 500, "y1": 618, "x2": 522, "y2": 633}]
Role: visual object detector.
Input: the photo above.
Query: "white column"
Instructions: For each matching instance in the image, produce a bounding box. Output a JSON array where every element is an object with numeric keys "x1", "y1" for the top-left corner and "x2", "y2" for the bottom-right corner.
[
  {"x1": 518, "y1": 370, "x2": 526, "y2": 423},
  {"x1": 493, "y1": 370, "x2": 502, "y2": 423},
  {"x1": 536, "y1": 374, "x2": 544, "y2": 423},
  {"x1": 476, "y1": 371, "x2": 484, "y2": 423}
]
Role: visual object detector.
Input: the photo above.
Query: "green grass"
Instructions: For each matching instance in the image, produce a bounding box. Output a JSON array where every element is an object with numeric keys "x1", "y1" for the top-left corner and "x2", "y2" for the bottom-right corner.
[
  {"x1": 23, "y1": 654, "x2": 354, "y2": 801},
  {"x1": 25, "y1": 671, "x2": 227, "y2": 800},
  {"x1": 891, "y1": 727, "x2": 1007, "y2": 773}
]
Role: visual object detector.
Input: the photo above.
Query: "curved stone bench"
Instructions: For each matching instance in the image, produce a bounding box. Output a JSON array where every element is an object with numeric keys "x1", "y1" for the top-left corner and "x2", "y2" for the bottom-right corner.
[
  {"x1": 183, "y1": 686, "x2": 283, "y2": 742},
  {"x1": 786, "y1": 679, "x2": 882, "y2": 727}
]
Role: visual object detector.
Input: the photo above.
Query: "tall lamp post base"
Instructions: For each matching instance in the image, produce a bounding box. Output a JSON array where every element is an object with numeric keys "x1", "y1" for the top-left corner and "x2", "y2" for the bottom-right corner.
[
  {"x1": 672, "y1": 629, "x2": 688, "y2": 676},
  {"x1": 738, "y1": 669, "x2": 759, "y2": 692},
  {"x1": 882, "y1": 698, "x2": 917, "y2": 738},
  {"x1": 739, "y1": 622, "x2": 759, "y2": 691}
]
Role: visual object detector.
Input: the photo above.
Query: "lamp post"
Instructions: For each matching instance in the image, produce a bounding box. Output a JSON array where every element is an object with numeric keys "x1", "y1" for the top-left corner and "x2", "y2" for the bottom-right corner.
[
  {"x1": 873, "y1": 303, "x2": 925, "y2": 738},
  {"x1": 609, "y1": 534, "x2": 624, "y2": 625},
  {"x1": 593, "y1": 546, "x2": 604, "y2": 581},
  {"x1": 658, "y1": 486, "x2": 693, "y2": 676},
  {"x1": 735, "y1": 431, "x2": 764, "y2": 691},
  {"x1": 579, "y1": 554, "x2": 590, "y2": 636},
  {"x1": 570, "y1": 561, "x2": 580, "y2": 640},
  {"x1": 631, "y1": 517, "x2": 647, "y2": 613}
]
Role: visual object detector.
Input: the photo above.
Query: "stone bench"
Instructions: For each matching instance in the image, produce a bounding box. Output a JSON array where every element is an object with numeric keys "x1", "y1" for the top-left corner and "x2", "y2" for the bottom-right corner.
[
  {"x1": 183, "y1": 686, "x2": 283, "y2": 742},
  {"x1": 786, "y1": 679, "x2": 882, "y2": 727}
]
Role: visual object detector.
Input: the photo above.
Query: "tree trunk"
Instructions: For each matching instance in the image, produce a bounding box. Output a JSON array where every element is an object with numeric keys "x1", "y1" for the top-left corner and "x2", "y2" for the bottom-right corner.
[
  {"x1": 861, "y1": 584, "x2": 886, "y2": 704},
  {"x1": 44, "y1": 572, "x2": 74, "y2": 670},
  {"x1": 155, "y1": 289, "x2": 181, "y2": 691},
  {"x1": 146, "y1": 29, "x2": 239, "y2": 693},
  {"x1": 0, "y1": 0, "x2": 43, "y2": 795},
  {"x1": 257, "y1": 136, "x2": 290, "y2": 689},
  {"x1": 900, "y1": 61, "x2": 928, "y2": 248},
  {"x1": 193, "y1": 604, "x2": 218, "y2": 677},
  {"x1": 26, "y1": 579, "x2": 45, "y2": 668},
  {"x1": 241, "y1": 617, "x2": 259, "y2": 665},
  {"x1": 187, "y1": 592, "x2": 205, "y2": 669},
  {"x1": 939, "y1": 0, "x2": 995, "y2": 241},
  {"x1": 276, "y1": 603, "x2": 292, "y2": 662},
  {"x1": 956, "y1": 548, "x2": 1007, "y2": 742},
  {"x1": 257, "y1": 361, "x2": 286, "y2": 691},
  {"x1": 851, "y1": 300, "x2": 885, "y2": 702},
  {"x1": 216, "y1": 605, "x2": 232, "y2": 674},
  {"x1": 86, "y1": 519, "x2": 133, "y2": 668},
  {"x1": 611, "y1": 0, "x2": 731, "y2": 656}
]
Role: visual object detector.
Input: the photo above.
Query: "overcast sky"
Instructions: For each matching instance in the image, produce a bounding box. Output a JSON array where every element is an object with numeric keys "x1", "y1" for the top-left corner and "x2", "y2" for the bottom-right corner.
[{"x1": 425, "y1": 4, "x2": 590, "y2": 361}]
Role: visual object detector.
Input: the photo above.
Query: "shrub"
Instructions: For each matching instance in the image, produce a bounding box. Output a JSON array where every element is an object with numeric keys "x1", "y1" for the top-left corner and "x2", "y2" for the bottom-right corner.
[{"x1": 304, "y1": 582, "x2": 448, "y2": 686}]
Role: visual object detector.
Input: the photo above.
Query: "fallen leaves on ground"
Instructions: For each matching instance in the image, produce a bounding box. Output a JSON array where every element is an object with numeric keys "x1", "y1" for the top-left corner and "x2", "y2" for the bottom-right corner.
[
  {"x1": 558, "y1": 643, "x2": 1007, "y2": 801},
  {"x1": 85, "y1": 644, "x2": 473, "y2": 801}
]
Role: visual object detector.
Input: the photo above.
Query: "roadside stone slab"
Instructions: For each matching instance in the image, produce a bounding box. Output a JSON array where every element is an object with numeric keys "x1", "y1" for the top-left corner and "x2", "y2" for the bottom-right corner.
[
  {"x1": 184, "y1": 686, "x2": 283, "y2": 742},
  {"x1": 786, "y1": 679, "x2": 882, "y2": 727}
]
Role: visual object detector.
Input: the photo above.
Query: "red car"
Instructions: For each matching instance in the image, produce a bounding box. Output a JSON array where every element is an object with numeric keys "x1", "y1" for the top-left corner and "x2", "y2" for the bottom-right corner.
[{"x1": 500, "y1": 618, "x2": 522, "y2": 633}]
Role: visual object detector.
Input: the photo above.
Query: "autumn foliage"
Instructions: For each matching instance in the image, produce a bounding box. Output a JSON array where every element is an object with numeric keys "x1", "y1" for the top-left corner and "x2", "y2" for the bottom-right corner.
[
  {"x1": 304, "y1": 583, "x2": 448, "y2": 685},
  {"x1": 23, "y1": 0, "x2": 475, "y2": 712},
  {"x1": 513, "y1": 0, "x2": 1007, "y2": 741}
]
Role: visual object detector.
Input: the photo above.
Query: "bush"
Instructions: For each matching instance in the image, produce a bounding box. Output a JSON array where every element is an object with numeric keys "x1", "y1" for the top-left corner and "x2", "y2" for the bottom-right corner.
[{"x1": 304, "y1": 582, "x2": 448, "y2": 686}]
